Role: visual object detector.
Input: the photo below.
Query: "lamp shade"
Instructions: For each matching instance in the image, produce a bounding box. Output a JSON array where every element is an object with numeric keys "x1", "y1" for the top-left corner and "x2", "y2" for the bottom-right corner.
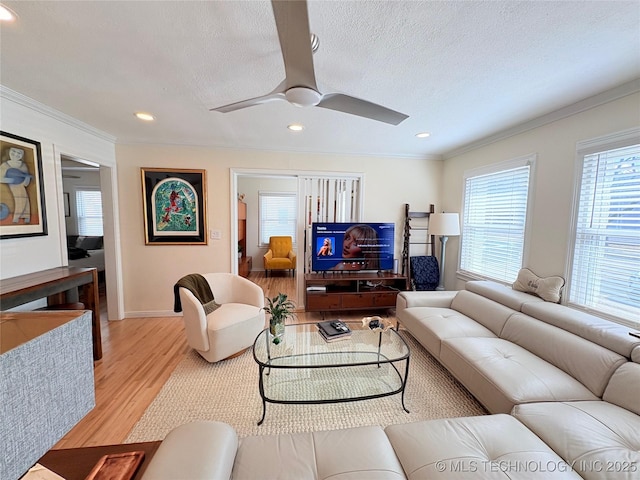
[{"x1": 429, "y1": 213, "x2": 460, "y2": 237}]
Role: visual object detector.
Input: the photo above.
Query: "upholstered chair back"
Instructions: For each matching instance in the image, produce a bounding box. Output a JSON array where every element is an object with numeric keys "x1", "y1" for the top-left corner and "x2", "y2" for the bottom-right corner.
[{"x1": 269, "y1": 236, "x2": 293, "y2": 258}]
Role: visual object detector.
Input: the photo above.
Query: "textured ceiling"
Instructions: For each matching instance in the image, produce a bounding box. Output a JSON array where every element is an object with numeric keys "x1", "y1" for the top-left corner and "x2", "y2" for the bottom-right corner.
[{"x1": 1, "y1": 0, "x2": 639, "y2": 158}]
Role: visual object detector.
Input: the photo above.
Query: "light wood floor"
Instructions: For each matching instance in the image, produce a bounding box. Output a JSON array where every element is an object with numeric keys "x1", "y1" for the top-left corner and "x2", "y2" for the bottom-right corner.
[{"x1": 56, "y1": 271, "x2": 376, "y2": 449}]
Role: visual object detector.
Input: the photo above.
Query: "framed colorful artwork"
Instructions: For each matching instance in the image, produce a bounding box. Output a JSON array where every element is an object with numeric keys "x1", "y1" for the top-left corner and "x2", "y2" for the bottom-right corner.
[
  {"x1": 141, "y1": 168, "x2": 208, "y2": 245},
  {"x1": 0, "y1": 131, "x2": 48, "y2": 239}
]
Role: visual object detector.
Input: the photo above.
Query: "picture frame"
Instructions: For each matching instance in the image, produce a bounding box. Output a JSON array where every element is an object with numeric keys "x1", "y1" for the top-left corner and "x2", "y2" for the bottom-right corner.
[
  {"x1": 141, "y1": 168, "x2": 208, "y2": 245},
  {"x1": 0, "y1": 131, "x2": 48, "y2": 239},
  {"x1": 63, "y1": 192, "x2": 70, "y2": 217}
]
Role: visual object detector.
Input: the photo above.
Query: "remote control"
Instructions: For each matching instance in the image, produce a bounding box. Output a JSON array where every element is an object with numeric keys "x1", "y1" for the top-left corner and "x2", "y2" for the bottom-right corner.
[{"x1": 331, "y1": 321, "x2": 347, "y2": 332}]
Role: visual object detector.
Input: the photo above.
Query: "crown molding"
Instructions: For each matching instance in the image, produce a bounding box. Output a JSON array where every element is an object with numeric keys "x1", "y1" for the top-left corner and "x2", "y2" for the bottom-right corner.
[
  {"x1": 443, "y1": 79, "x2": 640, "y2": 159},
  {"x1": 0, "y1": 86, "x2": 117, "y2": 143},
  {"x1": 118, "y1": 137, "x2": 443, "y2": 161}
]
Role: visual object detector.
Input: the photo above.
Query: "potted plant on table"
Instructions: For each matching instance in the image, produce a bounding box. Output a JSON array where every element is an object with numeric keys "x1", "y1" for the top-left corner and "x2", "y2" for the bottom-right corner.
[{"x1": 263, "y1": 293, "x2": 296, "y2": 344}]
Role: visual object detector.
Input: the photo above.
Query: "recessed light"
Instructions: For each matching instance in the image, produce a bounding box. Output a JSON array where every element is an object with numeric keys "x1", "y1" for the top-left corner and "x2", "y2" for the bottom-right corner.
[
  {"x1": 415, "y1": 132, "x2": 431, "y2": 138},
  {"x1": 0, "y1": 5, "x2": 17, "y2": 21},
  {"x1": 288, "y1": 124, "x2": 304, "y2": 132},
  {"x1": 135, "y1": 112, "x2": 155, "y2": 121}
]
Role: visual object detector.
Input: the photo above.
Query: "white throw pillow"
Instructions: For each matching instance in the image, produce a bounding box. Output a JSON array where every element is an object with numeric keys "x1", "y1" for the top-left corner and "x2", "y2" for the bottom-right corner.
[{"x1": 512, "y1": 268, "x2": 565, "y2": 303}]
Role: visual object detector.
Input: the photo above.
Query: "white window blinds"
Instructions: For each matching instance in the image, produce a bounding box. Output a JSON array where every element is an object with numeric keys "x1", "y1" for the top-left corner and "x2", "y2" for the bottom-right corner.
[
  {"x1": 569, "y1": 143, "x2": 640, "y2": 325},
  {"x1": 259, "y1": 192, "x2": 297, "y2": 245},
  {"x1": 460, "y1": 160, "x2": 531, "y2": 283},
  {"x1": 76, "y1": 189, "x2": 103, "y2": 236}
]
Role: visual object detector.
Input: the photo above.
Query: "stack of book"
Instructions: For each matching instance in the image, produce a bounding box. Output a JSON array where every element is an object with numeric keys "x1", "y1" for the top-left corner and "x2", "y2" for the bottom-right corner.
[{"x1": 317, "y1": 320, "x2": 352, "y2": 342}]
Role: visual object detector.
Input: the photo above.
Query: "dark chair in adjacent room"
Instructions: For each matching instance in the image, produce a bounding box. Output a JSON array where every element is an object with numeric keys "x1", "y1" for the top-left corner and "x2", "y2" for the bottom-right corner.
[{"x1": 410, "y1": 255, "x2": 440, "y2": 291}]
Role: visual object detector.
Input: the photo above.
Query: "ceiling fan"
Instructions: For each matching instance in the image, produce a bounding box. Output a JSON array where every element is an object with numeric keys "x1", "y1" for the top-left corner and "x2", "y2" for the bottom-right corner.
[{"x1": 211, "y1": 0, "x2": 408, "y2": 125}]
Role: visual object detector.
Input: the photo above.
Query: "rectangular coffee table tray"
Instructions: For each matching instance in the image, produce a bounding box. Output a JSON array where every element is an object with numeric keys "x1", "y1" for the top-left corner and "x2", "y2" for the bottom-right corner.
[{"x1": 252, "y1": 321, "x2": 410, "y2": 425}]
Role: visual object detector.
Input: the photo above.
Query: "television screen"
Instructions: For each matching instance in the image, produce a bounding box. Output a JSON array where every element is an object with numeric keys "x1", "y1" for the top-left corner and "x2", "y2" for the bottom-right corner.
[{"x1": 311, "y1": 222, "x2": 395, "y2": 272}]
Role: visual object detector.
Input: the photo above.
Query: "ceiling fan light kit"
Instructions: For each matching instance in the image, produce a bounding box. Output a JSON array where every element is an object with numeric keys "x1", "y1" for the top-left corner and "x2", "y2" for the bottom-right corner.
[
  {"x1": 211, "y1": 0, "x2": 408, "y2": 126},
  {"x1": 285, "y1": 87, "x2": 322, "y2": 107}
]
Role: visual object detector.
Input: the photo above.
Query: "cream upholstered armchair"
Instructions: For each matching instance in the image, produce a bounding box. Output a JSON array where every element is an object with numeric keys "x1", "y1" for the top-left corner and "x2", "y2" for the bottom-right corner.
[
  {"x1": 175, "y1": 273, "x2": 265, "y2": 363},
  {"x1": 263, "y1": 236, "x2": 296, "y2": 277}
]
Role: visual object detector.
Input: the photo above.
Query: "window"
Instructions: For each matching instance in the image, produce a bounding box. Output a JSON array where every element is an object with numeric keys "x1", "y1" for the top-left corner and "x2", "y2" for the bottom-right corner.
[
  {"x1": 259, "y1": 192, "x2": 297, "y2": 245},
  {"x1": 459, "y1": 156, "x2": 533, "y2": 283},
  {"x1": 568, "y1": 133, "x2": 640, "y2": 327},
  {"x1": 76, "y1": 189, "x2": 103, "y2": 236}
]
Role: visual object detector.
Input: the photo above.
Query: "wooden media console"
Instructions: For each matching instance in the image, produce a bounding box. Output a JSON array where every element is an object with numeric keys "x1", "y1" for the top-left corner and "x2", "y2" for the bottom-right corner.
[{"x1": 305, "y1": 272, "x2": 407, "y2": 314}]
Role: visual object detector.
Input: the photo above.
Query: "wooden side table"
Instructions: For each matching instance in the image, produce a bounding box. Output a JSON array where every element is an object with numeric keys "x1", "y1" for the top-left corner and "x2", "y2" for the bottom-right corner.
[
  {"x1": 239, "y1": 255, "x2": 252, "y2": 277},
  {"x1": 38, "y1": 442, "x2": 161, "y2": 480}
]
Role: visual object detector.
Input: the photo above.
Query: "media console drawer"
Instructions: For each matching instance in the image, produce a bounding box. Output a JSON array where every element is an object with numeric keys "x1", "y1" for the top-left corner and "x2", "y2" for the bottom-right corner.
[
  {"x1": 373, "y1": 292, "x2": 397, "y2": 307},
  {"x1": 306, "y1": 293, "x2": 342, "y2": 310},
  {"x1": 342, "y1": 293, "x2": 373, "y2": 308}
]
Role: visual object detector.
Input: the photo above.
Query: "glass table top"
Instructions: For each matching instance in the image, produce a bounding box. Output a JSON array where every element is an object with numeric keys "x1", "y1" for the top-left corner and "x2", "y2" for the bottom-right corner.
[{"x1": 252, "y1": 321, "x2": 410, "y2": 369}]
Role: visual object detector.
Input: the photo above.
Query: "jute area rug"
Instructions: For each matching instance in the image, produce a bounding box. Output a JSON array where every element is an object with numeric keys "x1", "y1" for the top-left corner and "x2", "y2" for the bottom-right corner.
[{"x1": 125, "y1": 331, "x2": 486, "y2": 442}]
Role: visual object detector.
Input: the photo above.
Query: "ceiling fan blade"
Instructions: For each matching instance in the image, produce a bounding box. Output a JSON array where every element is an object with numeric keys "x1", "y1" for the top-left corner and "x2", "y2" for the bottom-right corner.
[
  {"x1": 210, "y1": 81, "x2": 287, "y2": 113},
  {"x1": 317, "y1": 93, "x2": 409, "y2": 125},
  {"x1": 271, "y1": 0, "x2": 317, "y2": 90}
]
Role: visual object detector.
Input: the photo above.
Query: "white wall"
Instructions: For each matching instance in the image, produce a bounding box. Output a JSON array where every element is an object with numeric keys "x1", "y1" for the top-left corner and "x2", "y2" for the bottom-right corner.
[
  {"x1": 0, "y1": 88, "x2": 116, "y2": 279},
  {"x1": 116, "y1": 144, "x2": 441, "y2": 316},
  {"x1": 442, "y1": 92, "x2": 640, "y2": 291}
]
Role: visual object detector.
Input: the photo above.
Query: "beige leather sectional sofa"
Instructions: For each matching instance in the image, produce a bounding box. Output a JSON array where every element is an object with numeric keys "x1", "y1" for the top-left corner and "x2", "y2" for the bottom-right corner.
[
  {"x1": 141, "y1": 281, "x2": 639, "y2": 479},
  {"x1": 395, "y1": 280, "x2": 640, "y2": 480}
]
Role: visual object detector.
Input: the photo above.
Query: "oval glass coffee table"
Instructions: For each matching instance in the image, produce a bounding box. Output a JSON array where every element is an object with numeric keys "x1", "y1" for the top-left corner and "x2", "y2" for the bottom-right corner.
[{"x1": 252, "y1": 321, "x2": 410, "y2": 425}]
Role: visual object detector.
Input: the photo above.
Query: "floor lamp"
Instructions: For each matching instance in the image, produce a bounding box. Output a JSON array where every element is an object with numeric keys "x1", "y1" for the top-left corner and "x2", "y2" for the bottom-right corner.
[{"x1": 429, "y1": 213, "x2": 460, "y2": 291}]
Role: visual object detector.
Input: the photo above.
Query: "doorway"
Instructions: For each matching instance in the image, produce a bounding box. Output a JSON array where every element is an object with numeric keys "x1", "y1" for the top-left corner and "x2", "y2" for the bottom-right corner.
[
  {"x1": 60, "y1": 155, "x2": 123, "y2": 320},
  {"x1": 231, "y1": 169, "x2": 364, "y2": 309},
  {"x1": 236, "y1": 173, "x2": 298, "y2": 304}
]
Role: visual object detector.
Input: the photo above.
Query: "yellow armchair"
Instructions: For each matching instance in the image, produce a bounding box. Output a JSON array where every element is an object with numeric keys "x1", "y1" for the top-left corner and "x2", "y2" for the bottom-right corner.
[{"x1": 263, "y1": 236, "x2": 296, "y2": 277}]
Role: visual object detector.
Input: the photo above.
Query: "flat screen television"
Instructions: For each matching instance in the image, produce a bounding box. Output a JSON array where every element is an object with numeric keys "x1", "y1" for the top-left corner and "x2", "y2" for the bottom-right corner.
[{"x1": 311, "y1": 222, "x2": 395, "y2": 272}]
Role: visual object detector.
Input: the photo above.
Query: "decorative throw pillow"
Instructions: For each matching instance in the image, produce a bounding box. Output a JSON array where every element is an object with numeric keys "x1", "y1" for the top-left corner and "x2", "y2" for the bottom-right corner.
[{"x1": 512, "y1": 268, "x2": 565, "y2": 303}]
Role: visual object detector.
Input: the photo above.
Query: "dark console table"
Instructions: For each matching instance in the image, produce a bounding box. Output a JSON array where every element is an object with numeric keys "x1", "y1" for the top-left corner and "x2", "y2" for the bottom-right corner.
[
  {"x1": 0, "y1": 266, "x2": 102, "y2": 360},
  {"x1": 39, "y1": 441, "x2": 161, "y2": 480}
]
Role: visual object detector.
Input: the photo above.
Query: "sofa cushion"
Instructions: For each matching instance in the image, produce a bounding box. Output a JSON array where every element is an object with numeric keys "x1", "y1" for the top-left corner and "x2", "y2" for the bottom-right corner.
[
  {"x1": 385, "y1": 414, "x2": 582, "y2": 479},
  {"x1": 602, "y1": 362, "x2": 640, "y2": 416},
  {"x1": 75, "y1": 235, "x2": 103, "y2": 250},
  {"x1": 521, "y1": 301, "x2": 640, "y2": 358},
  {"x1": 633, "y1": 345, "x2": 640, "y2": 363},
  {"x1": 233, "y1": 425, "x2": 406, "y2": 480},
  {"x1": 512, "y1": 268, "x2": 565, "y2": 303},
  {"x1": 396, "y1": 290, "x2": 457, "y2": 311},
  {"x1": 441, "y1": 337, "x2": 599, "y2": 414},
  {"x1": 398, "y1": 307, "x2": 495, "y2": 358},
  {"x1": 500, "y1": 313, "x2": 626, "y2": 397},
  {"x1": 466, "y1": 280, "x2": 544, "y2": 311},
  {"x1": 450, "y1": 290, "x2": 516, "y2": 336},
  {"x1": 141, "y1": 421, "x2": 238, "y2": 480},
  {"x1": 512, "y1": 401, "x2": 640, "y2": 480}
]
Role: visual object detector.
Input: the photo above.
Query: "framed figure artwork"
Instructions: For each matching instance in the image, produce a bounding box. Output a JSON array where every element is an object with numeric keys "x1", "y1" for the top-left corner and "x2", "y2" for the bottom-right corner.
[
  {"x1": 141, "y1": 168, "x2": 208, "y2": 245},
  {"x1": 0, "y1": 131, "x2": 48, "y2": 239}
]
